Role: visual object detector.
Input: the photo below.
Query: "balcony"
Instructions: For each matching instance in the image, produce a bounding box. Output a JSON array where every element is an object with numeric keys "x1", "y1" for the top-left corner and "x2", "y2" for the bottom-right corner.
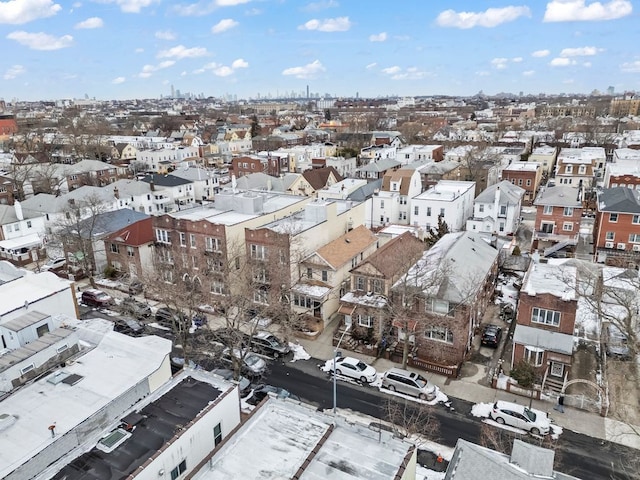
[
  {"x1": 152, "y1": 195, "x2": 171, "y2": 205},
  {"x1": 533, "y1": 230, "x2": 578, "y2": 243}
]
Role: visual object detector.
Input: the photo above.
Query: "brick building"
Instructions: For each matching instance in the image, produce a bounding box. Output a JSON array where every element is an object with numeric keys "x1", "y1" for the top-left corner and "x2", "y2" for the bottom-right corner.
[
  {"x1": 231, "y1": 156, "x2": 266, "y2": 178},
  {"x1": 593, "y1": 187, "x2": 640, "y2": 267},
  {"x1": 104, "y1": 217, "x2": 155, "y2": 279},
  {"x1": 501, "y1": 161, "x2": 542, "y2": 205},
  {"x1": 531, "y1": 186, "x2": 583, "y2": 257}
]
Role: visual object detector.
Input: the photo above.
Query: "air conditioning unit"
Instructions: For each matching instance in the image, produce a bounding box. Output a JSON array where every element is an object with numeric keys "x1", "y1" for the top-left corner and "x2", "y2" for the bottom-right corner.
[
  {"x1": 617, "y1": 243, "x2": 626, "y2": 250},
  {"x1": 633, "y1": 244, "x2": 640, "y2": 252},
  {"x1": 605, "y1": 241, "x2": 614, "y2": 249}
]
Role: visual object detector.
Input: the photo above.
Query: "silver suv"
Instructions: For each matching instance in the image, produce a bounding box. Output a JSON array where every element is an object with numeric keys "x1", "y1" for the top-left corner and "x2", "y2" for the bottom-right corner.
[{"x1": 381, "y1": 368, "x2": 438, "y2": 400}]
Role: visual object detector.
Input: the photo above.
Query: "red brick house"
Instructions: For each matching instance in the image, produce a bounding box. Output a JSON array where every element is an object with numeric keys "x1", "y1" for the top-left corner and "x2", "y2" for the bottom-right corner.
[
  {"x1": 501, "y1": 161, "x2": 542, "y2": 205},
  {"x1": 0, "y1": 175, "x2": 15, "y2": 205},
  {"x1": 512, "y1": 260, "x2": 577, "y2": 392},
  {"x1": 105, "y1": 217, "x2": 155, "y2": 279},
  {"x1": 593, "y1": 187, "x2": 640, "y2": 267},
  {"x1": 231, "y1": 156, "x2": 266, "y2": 178},
  {"x1": 531, "y1": 186, "x2": 583, "y2": 257}
]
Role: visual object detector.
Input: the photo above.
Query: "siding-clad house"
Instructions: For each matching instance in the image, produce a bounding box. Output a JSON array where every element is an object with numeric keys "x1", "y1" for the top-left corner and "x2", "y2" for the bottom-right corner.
[
  {"x1": 371, "y1": 169, "x2": 423, "y2": 228},
  {"x1": 466, "y1": 181, "x2": 525, "y2": 236},
  {"x1": 512, "y1": 259, "x2": 577, "y2": 392},
  {"x1": 294, "y1": 225, "x2": 379, "y2": 326},
  {"x1": 410, "y1": 180, "x2": 475, "y2": 233},
  {"x1": 389, "y1": 232, "x2": 499, "y2": 375}
]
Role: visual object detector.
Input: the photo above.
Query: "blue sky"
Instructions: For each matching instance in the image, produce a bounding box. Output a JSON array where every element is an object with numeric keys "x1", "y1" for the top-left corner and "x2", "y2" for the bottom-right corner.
[{"x1": 1, "y1": 0, "x2": 639, "y2": 101}]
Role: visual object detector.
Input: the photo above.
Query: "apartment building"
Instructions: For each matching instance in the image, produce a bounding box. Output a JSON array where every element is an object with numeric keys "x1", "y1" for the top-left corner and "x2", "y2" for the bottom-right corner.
[
  {"x1": 410, "y1": 180, "x2": 475, "y2": 233},
  {"x1": 593, "y1": 187, "x2": 640, "y2": 267},
  {"x1": 371, "y1": 169, "x2": 422, "y2": 228},
  {"x1": 528, "y1": 145, "x2": 558, "y2": 176},
  {"x1": 501, "y1": 161, "x2": 542, "y2": 205}
]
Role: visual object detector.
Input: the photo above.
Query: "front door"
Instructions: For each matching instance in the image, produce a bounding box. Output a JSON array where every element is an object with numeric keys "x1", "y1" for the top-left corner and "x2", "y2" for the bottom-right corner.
[{"x1": 550, "y1": 361, "x2": 564, "y2": 377}]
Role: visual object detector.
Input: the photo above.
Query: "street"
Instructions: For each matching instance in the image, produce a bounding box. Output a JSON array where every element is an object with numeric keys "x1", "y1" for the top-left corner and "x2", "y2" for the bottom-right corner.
[{"x1": 264, "y1": 356, "x2": 639, "y2": 480}]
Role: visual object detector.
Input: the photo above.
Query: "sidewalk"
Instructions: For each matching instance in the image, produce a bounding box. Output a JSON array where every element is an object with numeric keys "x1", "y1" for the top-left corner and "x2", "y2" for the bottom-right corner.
[{"x1": 294, "y1": 319, "x2": 640, "y2": 450}]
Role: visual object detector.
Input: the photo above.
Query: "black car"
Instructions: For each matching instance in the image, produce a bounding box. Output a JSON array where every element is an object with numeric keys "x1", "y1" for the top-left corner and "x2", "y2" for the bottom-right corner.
[
  {"x1": 250, "y1": 331, "x2": 290, "y2": 359},
  {"x1": 113, "y1": 317, "x2": 145, "y2": 336},
  {"x1": 481, "y1": 324, "x2": 503, "y2": 348},
  {"x1": 246, "y1": 384, "x2": 299, "y2": 406},
  {"x1": 119, "y1": 297, "x2": 152, "y2": 319},
  {"x1": 155, "y1": 307, "x2": 190, "y2": 330}
]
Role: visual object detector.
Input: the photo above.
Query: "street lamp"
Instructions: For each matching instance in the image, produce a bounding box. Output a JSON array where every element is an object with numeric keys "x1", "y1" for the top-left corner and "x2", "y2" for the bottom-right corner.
[{"x1": 333, "y1": 323, "x2": 352, "y2": 415}]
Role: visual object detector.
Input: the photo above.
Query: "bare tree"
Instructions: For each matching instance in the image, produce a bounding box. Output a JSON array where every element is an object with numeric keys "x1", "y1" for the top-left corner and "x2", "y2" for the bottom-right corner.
[{"x1": 383, "y1": 397, "x2": 440, "y2": 446}]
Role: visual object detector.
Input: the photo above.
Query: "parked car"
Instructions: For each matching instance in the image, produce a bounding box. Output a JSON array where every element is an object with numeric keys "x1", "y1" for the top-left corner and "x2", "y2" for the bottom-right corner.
[
  {"x1": 42, "y1": 257, "x2": 66, "y2": 271},
  {"x1": 481, "y1": 324, "x2": 503, "y2": 348},
  {"x1": 329, "y1": 356, "x2": 378, "y2": 384},
  {"x1": 246, "y1": 384, "x2": 300, "y2": 406},
  {"x1": 489, "y1": 400, "x2": 550, "y2": 436},
  {"x1": 192, "y1": 313, "x2": 207, "y2": 328},
  {"x1": 128, "y1": 280, "x2": 144, "y2": 295},
  {"x1": 155, "y1": 307, "x2": 189, "y2": 330},
  {"x1": 381, "y1": 368, "x2": 438, "y2": 400},
  {"x1": 221, "y1": 348, "x2": 267, "y2": 377},
  {"x1": 250, "y1": 331, "x2": 290, "y2": 358},
  {"x1": 604, "y1": 323, "x2": 631, "y2": 360},
  {"x1": 210, "y1": 368, "x2": 252, "y2": 397},
  {"x1": 81, "y1": 289, "x2": 114, "y2": 308},
  {"x1": 119, "y1": 297, "x2": 152, "y2": 318},
  {"x1": 113, "y1": 317, "x2": 145, "y2": 336},
  {"x1": 211, "y1": 327, "x2": 249, "y2": 348}
]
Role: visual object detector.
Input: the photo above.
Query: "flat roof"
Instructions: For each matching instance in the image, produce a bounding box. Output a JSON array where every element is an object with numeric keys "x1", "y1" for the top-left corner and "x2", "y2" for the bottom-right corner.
[
  {"x1": 0, "y1": 332, "x2": 172, "y2": 479},
  {"x1": 196, "y1": 399, "x2": 413, "y2": 479},
  {"x1": 503, "y1": 161, "x2": 540, "y2": 172},
  {"x1": 522, "y1": 260, "x2": 576, "y2": 300},
  {"x1": 52, "y1": 374, "x2": 224, "y2": 480},
  {"x1": 0, "y1": 328, "x2": 76, "y2": 373},
  {"x1": 415, "y1": 180, "x2": 475, "y2": 201},
  {"x1": 0, "y1": 270, "x2": 74, "y2": 318}
]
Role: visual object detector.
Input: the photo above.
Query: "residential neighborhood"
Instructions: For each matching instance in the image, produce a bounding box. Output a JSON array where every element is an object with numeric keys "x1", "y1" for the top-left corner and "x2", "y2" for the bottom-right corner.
[{"x1": 1, "y1": 90, "x2": 639, "y2": 480}]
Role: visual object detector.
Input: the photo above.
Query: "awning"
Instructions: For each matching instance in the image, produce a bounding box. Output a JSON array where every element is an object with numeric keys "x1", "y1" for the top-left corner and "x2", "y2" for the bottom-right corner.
[
  {"x1": 338, "y1": 304, "x2": 356, "y2": 316},
  {"x1": 0, "y1": 233, "x2": 42, "y2": 252},
  {"x1": 392, "y1": 318, "x2": 418, "y2": 331}
]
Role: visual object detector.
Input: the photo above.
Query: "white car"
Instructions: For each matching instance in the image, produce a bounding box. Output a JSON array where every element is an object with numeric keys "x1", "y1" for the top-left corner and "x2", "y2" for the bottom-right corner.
[
  {"x1": 489, "y1": 400, "x2": 551, "y2": 435},
  {"x1": 329, "y1": 356, "x2": 378, "y2": 384},
  {"x1": 42, "y1": 257, "x2": 66, "y2": 271}
]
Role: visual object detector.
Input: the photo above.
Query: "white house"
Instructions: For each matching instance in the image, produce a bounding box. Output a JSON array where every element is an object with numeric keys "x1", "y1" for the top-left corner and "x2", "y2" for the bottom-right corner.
[
  {"x1": 466, "y1": 180, "x2": 525, "y2": 235},
  {"x1": 371, "y1": 169, "x2": 422, "y2": 228},
  {"x1": 139, "y1": 174, "x2": 196, "y2": 213},
  {"x1": 529, "y1": 145, "x2": 558, "y2": 175},
  {"x1": 170, "y1": 165, "x2": 220, "y2": 202},
  {"x1": 410, "y1": 180, "x2": 475, "y2": 232},
  {"x1": 0, "y1": 202, "x2": 47, "y2": 264}
]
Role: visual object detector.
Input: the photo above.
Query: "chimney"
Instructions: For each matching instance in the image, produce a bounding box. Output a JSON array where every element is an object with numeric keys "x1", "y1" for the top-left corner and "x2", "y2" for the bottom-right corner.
[
  {"x1": 113, "y1": 186, "x2": 120, "y2": 199},
  {"x1": 150, "y1": 180, "x2": 155, "y2": 191}
]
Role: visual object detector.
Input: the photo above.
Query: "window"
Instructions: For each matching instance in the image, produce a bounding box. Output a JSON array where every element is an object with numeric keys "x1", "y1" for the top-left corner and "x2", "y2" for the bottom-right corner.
[
  {"x1": 206, "y1": 237, "x2": 221, "y2": 252},
  {"x1": 214, "y1": 423, "x2": 223, "y2": 447},
  {"x1": 609, "y1": 213, "x2": 618, "y2": 222},
  {"x1": 254, "y1": 288, "x2": 268, "y2": 304},
  {"x1": 525, "y1": 346, "x2": 544, "y2": 367},
  {"x1": 190, "y1": 234, "x2": 197, "y2": 248},
  {"x1": 414, "y1": 206, "x2": 419, "y2": 215},
  {"x1": 479, "y1": 204, "x2": 484, "y2": 213},
  {"x1": 27, "y1": 220, "x2": 32, "y2": 228},
  {"x1": 562, "y1": 222, "x2": 573, "y2": 231},
  {"x1": 440, "y1": 208, "x2": 445, "y2": 216},
  {"x1": 425, "y1": 326, "x2": 453, "y2": 344},
  {"x1": 20, "y1": 364, "x2": 35, "y2": 375},
  {"x1": 380, "y1": 200, "x2": 384, "y2": 209},
  {"x1": 518, "y1": 179, "x2": 523, "y2": 186},
  {"x1": 565, "y1": 165, "x2": 573, "y2": 174},
  {"x1": 356, "y1": 276, "x2": 366, "y2": 290},
  {"x1": 629, "y1": 233, "x2": 640, "y2": 243},
  {"x1": 127, "y1": 246, "x2": 135, "y2": 257},
  {"x1": 532, "y1": 307, "x2": 560, "y2": 326},
  {"x1": 14, "y1": 223, "x2": 19, "y2": 231},
  {"x1": 427, "y1": 207, "x2": 432, "y2": 216},
  {"x1": 605, "y1": 231, "x2": 614, "y2": 241},
  {"x1": 500, "y1": 205, "x2": 507, "y2": 215},
  {"x1": 632, "y1": 215, "x2": 640, "y2": 225},
  {"x1": 170, "y1": 460, "x2": 187, "y2": 480},
  {"x1": 155, "y1": 229, "x2": 171, "y2": 244},
  {"x1": 526, "y1": 179, "x2": 532, "y2": 186},
  {"x1": 322, "y1": 270, "x2": 328, "y2": 281},
  {"x1": 211, "y1": 280, "x2": 224, "y2": 294},
  {"x1": 372, "y1": 279, "x2": 383, "y2": 293},
  {"x1": 543, "y1": 205, "x2": 553, "y2": 215},
  {"x1": 358, "y1": 314, "x2": 374, "y2": 327},
  {"x1": 36, "y1": 324, "x2": 50, "y2": 337},
  {"x1": 110, "y1": 243, "x2": 120, "y2": 253},
  {"x1": 306, "y1": 267, "x2": 313, "y2": 279},
  {"x1": 179, "y1": 232, "x2": 186, "y2": 247},
  {"x1": 563, "y1": 207, "x2": 573, "y2": 216},
  {"x1": 250, "y1": 244, "x2": 266, "y2": 259},
  {"x1": 578, "y1": 165, "x2": 586, "y2": 174},
  {"x1": 56, "y1": 344, "x2": 68, "y2": 354}
]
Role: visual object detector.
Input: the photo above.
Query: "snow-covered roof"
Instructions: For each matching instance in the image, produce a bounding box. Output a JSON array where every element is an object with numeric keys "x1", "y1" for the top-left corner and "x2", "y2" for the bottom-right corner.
[
  {"x1": 292, "y1": 283, "x2": 332, "y2": 298},
  {"x1": 521, "y1": 260, "x2": 576, "y2": 301},
  {"x1": 340, "y1": 291, "x2": 388, "y2": 309},
  {"x1": 513, "y1": 324, "x2": 574, "y2": 354},
  {"x1": 197, "y1": 399, "x2": 414, "y2": 479}
]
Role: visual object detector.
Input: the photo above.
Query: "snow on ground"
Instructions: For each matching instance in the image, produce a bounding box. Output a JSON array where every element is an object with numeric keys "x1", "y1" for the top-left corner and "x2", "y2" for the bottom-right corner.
[
  {"x1": 95, "y1": 278, "x2": 122, "y2": 289},
  {"x1": 289, "y1": 342, "x2": 311, "y2": 362},
  {"x1": 521, "y1": 208, "x2": 536, "y2": 214},
  {"x1": 416, "y1": 465, "x2": 446, "y2": 480}
]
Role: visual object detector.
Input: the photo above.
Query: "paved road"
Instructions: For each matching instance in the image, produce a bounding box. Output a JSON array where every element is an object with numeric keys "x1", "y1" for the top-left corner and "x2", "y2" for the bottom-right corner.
[{"x1": 264, "y1": 356, "x2": 639, "y2": 480}]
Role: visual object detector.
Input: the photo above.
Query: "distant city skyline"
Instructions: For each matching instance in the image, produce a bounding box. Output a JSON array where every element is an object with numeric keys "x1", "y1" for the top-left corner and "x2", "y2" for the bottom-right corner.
[{"x1": 1, "y1": 0, "x2": 639, "y2": 102}]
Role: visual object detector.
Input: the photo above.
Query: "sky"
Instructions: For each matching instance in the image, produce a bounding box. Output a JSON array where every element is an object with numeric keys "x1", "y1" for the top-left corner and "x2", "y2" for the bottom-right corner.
[{"x1": 0, "y1": 0, "x2": 639, "y2": 102}]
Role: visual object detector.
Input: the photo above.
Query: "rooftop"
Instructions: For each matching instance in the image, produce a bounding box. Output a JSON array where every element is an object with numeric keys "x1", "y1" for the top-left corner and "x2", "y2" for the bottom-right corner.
[
  {"x1": 521, "y1": 259, "x2": 577, "y2": 301},
  {"x1": 415, "y1": 180, "x2": 475, "y2": 202},
  {"x1": 502, "y1": 161, "x2": 541, "y2": 172}
]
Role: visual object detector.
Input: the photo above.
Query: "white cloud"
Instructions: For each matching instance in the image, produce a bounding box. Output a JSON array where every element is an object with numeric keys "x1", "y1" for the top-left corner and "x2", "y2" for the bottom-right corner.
[
  {"x1": 282, "y1": 59, "x2": 325, "y2": 79},
  {"x1": 155, "y1": 30, "x2": 176, "y2": 40},
  {"x1": 135, "y1": 47, "x2": 144, "y2": 53},
  {"x1": 436, "y1": 6, "x2": 531, "y2": 29},
  {"x1": 523, "y1": 70, "x2": 535, "y2": 76},
  {"x1": 543, "y1": 0, "x2": 632, "y2": 22},
  {"x1": 75, "y1": 17, "x2": 103, "y2": 29},
  {"x1": 369, "y1": 32, "x2": 387, "y2": 42},
  {"x1": 559, "y1": 46, "x2": 602, "y2": 56},
  {"x1": 387, "y1": 66, "x2": 427, "y2": 80},
  {"x1": 97, "y1": 0, "x2": 158, "y2": 13},
  {"x1": 563, "y1": 78, "x2": 575, "y2": 84},
  {"x1": 476, "y1": 71, "x2": 490, "y2": 76},
  {"x1": 212, "y1": 18, "x2": 239, "y2": 33},
  {"x1": 381, "y1": 66, "x2": 401, "y2": 74},
  {"x1": 512, "y1": 57, "x2": 523, "y2": 62},
  {"x1": 112, "y1": 76, "x2": 126, "y2": 84},
  {"x1": 157, "y1": 45, "x2": 208, "y2": 59},
  {"x1": 620, "y1": 60, "x2": 640, "y2": 72},
  {"x1": 231, "y1": 58, "x2": 248, "y2": 69},
  {"x1": 216, "y1": 0, "x2": 251, "y2": 5},
  {"x1": 0, "y1": 0, "x2": 61, "y2": 24},
  {"x1": 549, "y1": 57, "x2": 577, "y2": 66},
  {"x1": 298, "y1": 16, "x2": 351, "y2": 32},
  {"x1": 139, "y1": 60, "x2": 175, "y2": 77},
  {"x1": 491, "y1": 57, "x2": 509, "y2": 69},
  {"x1": 365, "y1": 62, "x2": 377, "y2": 69},
  {"x1": 583, "y1": 61, "x2": 592, "y2": 67},
  {"x1": 213, "y1": 66, "x2": 234, "y2": 77},
  {"x1": 6, "y1": 31, "x2": 73, "y2": 50},
  {"x1": 532, "y1": 49, "x2": 551, "y2": 57},
  {"x1": 3, "y1": 64, "x2": 26, "y2": 79},
  {"x1": 303, "y1": 0, "x2": 339, "y2": 12}
]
